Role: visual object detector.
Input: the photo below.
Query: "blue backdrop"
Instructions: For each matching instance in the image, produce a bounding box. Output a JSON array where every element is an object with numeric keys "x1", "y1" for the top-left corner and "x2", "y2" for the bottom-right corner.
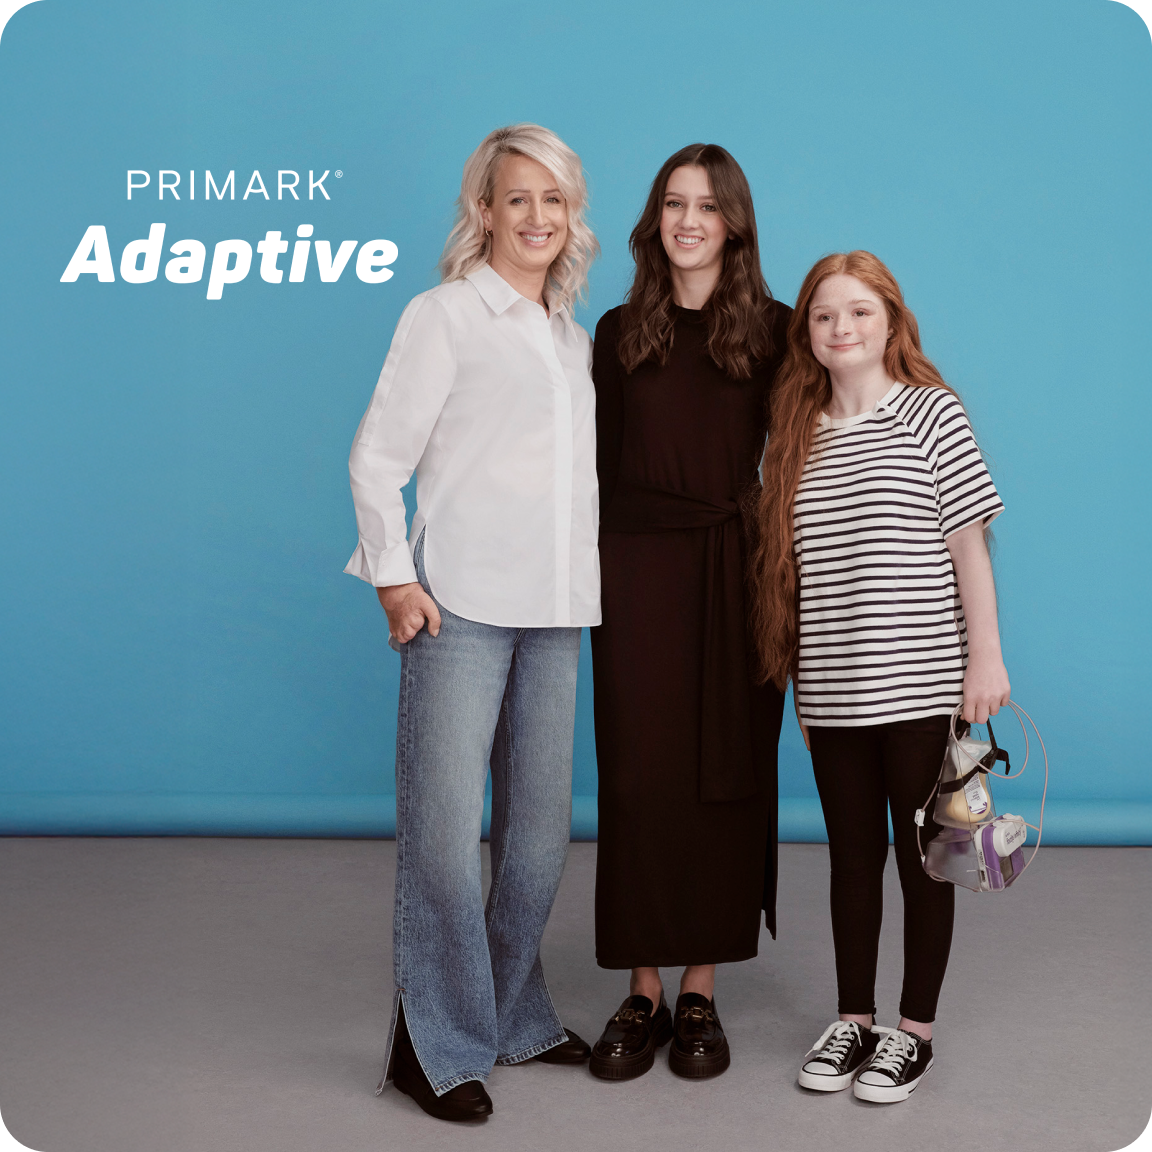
[{"x1": 1, "y1": 0, "x2": 1149, "y2": 843}]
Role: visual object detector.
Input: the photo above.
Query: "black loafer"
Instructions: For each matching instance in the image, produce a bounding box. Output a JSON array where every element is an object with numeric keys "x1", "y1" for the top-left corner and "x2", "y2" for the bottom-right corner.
[
  {"x1": 668, "y1": 992, "x2": 730, "y2": 1079},
  {"x1": 589, "y1": 994, "x2": 674, "y2": 1081},
  {"x1": 534, "y1": 1028, "x2": 592, "y2": 1064},
  {"x1": 391, "y1": 1017, "x2": 493, "y2": 1121}
]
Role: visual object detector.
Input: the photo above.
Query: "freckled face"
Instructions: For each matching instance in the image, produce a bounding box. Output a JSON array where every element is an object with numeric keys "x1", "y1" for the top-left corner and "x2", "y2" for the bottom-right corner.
[
  {"x1": 659, "y1": 165, "x2": 731, "y2": 279},
  {"x1": 480, "y1": 154, "x2": 568, "y2": 279},
  {"x1": 807, "y1": 274, "x2": 892, "y2": 376}
]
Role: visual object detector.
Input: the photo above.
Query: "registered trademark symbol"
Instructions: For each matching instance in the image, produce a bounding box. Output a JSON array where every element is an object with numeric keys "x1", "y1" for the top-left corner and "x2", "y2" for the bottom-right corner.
[{"x1": 335, "y1": 170, "x2": 343, "y2": 178}]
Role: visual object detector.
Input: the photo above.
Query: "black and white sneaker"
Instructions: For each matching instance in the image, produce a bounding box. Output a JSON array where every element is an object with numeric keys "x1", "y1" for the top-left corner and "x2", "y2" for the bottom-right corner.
[
  {"x1": 798, "y1": 1020, "x2": 885, "y2": 1092},
  {"x1": 853, "y1": 1028, "x2": 934, "y2": 1102}
]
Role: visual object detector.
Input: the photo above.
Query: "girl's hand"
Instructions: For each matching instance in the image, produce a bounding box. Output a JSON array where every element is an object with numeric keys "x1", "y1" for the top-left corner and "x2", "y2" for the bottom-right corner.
[{"x1": 961, "y1": 655, "x2": 1011, "y2": 725}]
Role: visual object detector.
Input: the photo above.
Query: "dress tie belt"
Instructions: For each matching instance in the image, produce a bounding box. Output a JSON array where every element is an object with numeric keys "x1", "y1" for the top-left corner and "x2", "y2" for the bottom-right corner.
[{"x1": 601, "y1": 481, "x2": 758, "y2": 803}]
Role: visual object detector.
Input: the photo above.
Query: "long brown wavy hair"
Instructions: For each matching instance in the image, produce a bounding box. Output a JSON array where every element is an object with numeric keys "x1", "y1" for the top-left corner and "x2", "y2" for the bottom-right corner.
[
  {"x1": 616, "y1": 144, "x2": 774, "y2": 379},
  {"x1": 751, "y1": 251, "x2": 959, "y2": 690}
]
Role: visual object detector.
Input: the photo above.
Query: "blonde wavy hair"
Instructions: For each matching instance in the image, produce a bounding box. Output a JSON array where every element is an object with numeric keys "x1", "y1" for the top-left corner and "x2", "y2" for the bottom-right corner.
[{"x1": 439, "y1": 123, "x2": 599, "y2": 312}]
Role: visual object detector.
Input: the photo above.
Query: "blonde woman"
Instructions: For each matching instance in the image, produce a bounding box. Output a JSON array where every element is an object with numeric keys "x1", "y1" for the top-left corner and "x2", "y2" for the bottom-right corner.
[{"x1": 345, "y1": 124, "x2": 600, "y2": 1122}]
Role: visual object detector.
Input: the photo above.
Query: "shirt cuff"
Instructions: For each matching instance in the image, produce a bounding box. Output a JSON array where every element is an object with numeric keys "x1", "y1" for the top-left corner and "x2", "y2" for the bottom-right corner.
[{"x1": 343, "y1": 541, "x2": 419, "y2": 588}]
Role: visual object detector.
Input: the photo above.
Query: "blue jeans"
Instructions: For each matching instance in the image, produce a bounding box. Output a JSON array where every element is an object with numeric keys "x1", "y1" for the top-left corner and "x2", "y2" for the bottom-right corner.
[{"x1": 378, "y1": 535, "x2": 580, "y2": 1095}]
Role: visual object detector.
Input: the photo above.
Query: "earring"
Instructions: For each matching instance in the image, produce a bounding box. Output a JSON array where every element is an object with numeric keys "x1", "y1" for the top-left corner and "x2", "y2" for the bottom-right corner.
[{"x1": 485, "y1": 229, "x2": 492, "y2": 238}]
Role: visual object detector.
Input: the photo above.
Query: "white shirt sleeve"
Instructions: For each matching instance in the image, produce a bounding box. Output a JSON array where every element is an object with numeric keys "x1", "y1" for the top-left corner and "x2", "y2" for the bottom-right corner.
[{"x1": 344, "y1": 294, "x2": 457, "y2": 587}]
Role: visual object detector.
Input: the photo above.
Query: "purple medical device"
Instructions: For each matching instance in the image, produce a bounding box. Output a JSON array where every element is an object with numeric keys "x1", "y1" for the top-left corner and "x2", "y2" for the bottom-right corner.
[
  {"x1": 974, "y1": 816, "x2": 1026, "y2": 890},
  {"x1": 924, "y1": 814, "x2": 1027, "y2": 893}
]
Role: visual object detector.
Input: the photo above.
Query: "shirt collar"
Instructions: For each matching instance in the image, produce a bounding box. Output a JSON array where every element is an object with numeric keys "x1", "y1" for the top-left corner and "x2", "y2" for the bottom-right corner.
[
  {"x1": 819, "y1": 382, "x2": 906, "y2": 429},
  {"x1": 874, "y1": 381, "x2": 905, "y2": 412},
  {"x1": 466, "y1": 262, "x2": 572, "y2": 328}
]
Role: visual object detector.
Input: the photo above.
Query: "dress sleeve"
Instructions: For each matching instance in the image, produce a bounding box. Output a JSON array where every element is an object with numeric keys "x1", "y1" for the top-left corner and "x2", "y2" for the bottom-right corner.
[
  {"x1": 592, "y1": 310, "x2": 625, "y2": 514},
  {"x1": 344, "y1": 294, "x2": 456, "y2": 586},
  {"x1": 932, "y1": 396, "x2": 1004, "y2": 538}
]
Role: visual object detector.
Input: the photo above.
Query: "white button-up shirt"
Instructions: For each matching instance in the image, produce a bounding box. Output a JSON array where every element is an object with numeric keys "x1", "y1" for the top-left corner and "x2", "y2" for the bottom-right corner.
[{"x1": 345, "y1": 263, "x2": 601, "y2": 627}]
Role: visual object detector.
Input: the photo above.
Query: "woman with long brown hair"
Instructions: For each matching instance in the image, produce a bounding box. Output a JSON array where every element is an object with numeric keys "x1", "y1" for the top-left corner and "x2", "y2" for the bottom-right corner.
[
  {"x1": 752, "y1": 251, "x2": 1009, "y2": 1103},
  {"x1": 588, "y1": 144, "x2": 789, "y2": 1082}
]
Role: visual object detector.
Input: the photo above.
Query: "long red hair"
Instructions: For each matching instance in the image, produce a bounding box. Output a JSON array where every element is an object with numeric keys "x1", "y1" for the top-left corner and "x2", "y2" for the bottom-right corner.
[{"x1": 751, "y1": 251, "x2": 959, "y2": 690}]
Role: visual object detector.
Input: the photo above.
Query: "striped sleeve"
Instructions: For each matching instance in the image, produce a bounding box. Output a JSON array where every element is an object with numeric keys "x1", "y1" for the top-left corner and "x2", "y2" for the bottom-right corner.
[{"x1": 928, "y1": 396, "x2": 1004, "y2": 538}]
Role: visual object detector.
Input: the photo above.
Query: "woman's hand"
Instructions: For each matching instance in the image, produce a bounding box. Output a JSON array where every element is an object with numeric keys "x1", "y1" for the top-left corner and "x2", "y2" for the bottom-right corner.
[
  {"x1": 961, "y1": 655, "x2": 1011, "y2": 724},
  {"x1": 376, "y1": 582, "x2": 442, "y2": 644}
]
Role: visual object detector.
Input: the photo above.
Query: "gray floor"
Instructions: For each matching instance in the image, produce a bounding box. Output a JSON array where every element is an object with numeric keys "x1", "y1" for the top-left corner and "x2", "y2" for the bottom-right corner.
[{"x1": 0, "y1": 839, "x2": 1148, "y2": 1152}]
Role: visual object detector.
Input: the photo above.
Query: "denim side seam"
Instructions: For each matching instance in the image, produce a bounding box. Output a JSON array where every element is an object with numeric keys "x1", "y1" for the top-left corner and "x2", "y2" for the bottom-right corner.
[
  {"x1": 484, "y1": 694, "x2": 516, "y2": 924},
  {"x1": 375, "y1": 986, "x2": 405, "y2": 1095},
  {"x1": 536, "y1": 965, "x2": 568, "y2": 1052},
  {"x1": 380, "y1": 643, "x2": 416, "y2": 1090},
  {"x1": 484, "y1": 626, "x2": 527, "y2": 925}
]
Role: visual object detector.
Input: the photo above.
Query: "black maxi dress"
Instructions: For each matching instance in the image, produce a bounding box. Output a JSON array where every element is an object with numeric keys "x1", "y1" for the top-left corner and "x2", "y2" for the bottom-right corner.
[{"x1": 591, "y1": 301, "x2": 790, "y2": 969}]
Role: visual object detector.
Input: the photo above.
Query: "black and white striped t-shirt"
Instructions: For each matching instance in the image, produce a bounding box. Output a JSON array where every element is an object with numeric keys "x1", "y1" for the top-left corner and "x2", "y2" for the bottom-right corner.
[{"x1": 793, "y1": 382, "x2": 1004, "y2": 727}]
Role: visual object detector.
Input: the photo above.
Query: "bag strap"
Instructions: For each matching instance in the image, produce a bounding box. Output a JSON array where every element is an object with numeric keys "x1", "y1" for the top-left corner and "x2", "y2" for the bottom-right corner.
[
  {"x1": 953, "y1": 713, "x2": 1012, "y2": 775},
  {"x1": 937, "y1": 759, "x2": 991, "y2": 794},
  {"x1": 917, "y1": 703, "x2": 1010, "y2": 855}
]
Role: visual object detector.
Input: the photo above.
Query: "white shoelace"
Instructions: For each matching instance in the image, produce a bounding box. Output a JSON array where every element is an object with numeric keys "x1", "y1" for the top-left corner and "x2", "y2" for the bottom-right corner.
[
  {"x1": 868, "y1": 1029, "x2": 919, "y2": 1076},
  {"x1": 809, "y1": 1020, "x2": 860, "y2": 1062}
]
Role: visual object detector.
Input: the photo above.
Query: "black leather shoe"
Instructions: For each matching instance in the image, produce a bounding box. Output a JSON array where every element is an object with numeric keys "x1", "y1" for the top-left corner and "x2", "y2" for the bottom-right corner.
[
  {"x1": 391, "y1": 1017, "x2": 493, "y2": 1121},
  {"x1": 668, "y1": 992, "x2": 730, "y2": 1079},
  {"x1": 534, "y1": 1028, "x2": 592, "y2": 1064},
  {"x1": 589, "y1": 994, "x2": 674, "y2": 1081}
]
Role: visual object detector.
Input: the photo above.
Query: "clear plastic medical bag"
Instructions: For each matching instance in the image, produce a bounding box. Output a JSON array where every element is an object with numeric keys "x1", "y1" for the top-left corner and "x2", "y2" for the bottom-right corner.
[{"x1": 917, "y1": 702, "x2": 1048, "y2": 893}]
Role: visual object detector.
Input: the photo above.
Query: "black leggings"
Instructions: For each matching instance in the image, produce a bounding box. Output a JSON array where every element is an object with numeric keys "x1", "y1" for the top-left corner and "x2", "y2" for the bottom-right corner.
[{"x1": 809, "y1": 715, "x2": 954, "y2": 1023}]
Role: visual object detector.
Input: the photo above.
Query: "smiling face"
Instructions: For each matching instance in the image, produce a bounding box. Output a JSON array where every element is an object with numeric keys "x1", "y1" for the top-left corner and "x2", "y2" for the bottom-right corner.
[
  {"x1": 479, "y1": 153, "x2": 568, "y2": 297},
  {"x1": 807, "y1": 273, "x2": 893, "y2": 379},
  {"x1": 658, "y1": 165, "x2": 731, "y2": 286}
]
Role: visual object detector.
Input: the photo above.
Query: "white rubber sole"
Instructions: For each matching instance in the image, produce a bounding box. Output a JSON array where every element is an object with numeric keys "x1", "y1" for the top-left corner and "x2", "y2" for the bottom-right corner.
[
  {"x1": 798, "y1": 1064, "x2": 856, "y2": 1092},
  {"x1": 852, "y1": 1057, "x2": 933, "y2": 1103}
]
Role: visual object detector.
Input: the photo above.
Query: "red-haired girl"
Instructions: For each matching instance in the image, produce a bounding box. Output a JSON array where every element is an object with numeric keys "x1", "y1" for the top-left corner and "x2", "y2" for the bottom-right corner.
[{"x1": 752, "y1": 251, "x2": 1009, "y2": 1103}]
